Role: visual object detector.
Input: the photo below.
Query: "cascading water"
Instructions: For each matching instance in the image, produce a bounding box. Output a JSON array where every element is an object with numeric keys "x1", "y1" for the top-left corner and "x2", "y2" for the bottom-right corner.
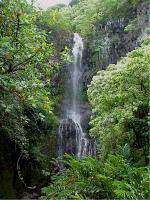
[{"x1": 58, "y1": 33, "x2": 96, "y2": 159}]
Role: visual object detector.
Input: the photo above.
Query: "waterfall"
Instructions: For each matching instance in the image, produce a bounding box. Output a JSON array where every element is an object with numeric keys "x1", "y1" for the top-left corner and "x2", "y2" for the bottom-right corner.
[
  {"x1": 69, "y1": 33, "x2": 83, "y2": 123},
  {"x1": 58, "y1": 33, "x2": 96, "y2": 159}
]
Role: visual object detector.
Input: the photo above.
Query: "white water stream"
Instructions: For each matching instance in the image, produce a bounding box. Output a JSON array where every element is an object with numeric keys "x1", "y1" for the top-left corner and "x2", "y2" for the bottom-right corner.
[{"x1": 58, "y1": 33, "x2": 96, "y2": 158}]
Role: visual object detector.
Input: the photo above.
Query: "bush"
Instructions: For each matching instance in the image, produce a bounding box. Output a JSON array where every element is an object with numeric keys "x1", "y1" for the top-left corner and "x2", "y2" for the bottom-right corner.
[{"x1": 41, "y1": 154, "x2": 149, "y2": 200}]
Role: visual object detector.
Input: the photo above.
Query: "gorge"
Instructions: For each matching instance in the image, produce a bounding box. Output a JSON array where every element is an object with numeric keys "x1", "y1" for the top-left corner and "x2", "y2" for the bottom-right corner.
[{"x1": 0, "y1": 0, "x2": 149, "y2": 199}]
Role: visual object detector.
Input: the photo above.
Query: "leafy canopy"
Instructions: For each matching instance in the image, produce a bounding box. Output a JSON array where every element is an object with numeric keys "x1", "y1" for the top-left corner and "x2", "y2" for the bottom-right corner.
[
  {"x1": 0, "y1": 0, "x2": 57, "y2": 154},
  {"x1": 41, "y1": 154, "x2": 149, "y2": 200},
  {"x1": 88, "y1": 39, "x2": 150, "y2": 163}
]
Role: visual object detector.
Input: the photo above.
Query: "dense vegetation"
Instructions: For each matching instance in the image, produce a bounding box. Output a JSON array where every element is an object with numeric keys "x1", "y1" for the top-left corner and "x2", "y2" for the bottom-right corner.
[
  {"x1": 42, "y1": 154, "x2": 149, "y2": 199},
  {"x1": 41, "y1": 0, "x2": 150, "y2": 199},
  {"x1": 0, "y1": 0, "x2": 56, "y2": 149},
  {"x1": 42, "y1": 40, "x2": 150, "y2": 200},
  {"x1": 0, "y1": 0, "x2": 149, "y2": 199},
  {"x1": 44, "y1": 0, "x2": 147, "y2": 36},
  {"x1": 0, "y1": 0, "x2": 62, "y2": 197},
  {"x1": 88, "y1": 40, "x2": 149, "y2": 164}
]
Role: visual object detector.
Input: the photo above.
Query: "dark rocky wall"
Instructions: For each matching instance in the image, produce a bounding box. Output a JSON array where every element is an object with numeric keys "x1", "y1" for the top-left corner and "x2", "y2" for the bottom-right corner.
[
  {"x1": 70, "y1": 1, "x2": 150, "y2": 136},
  {"x1": 82, "y1": 1, "x2": 150, "y2": 85}
]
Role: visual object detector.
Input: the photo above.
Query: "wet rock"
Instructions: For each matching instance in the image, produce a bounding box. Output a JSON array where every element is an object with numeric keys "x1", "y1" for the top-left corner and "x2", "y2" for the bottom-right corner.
[
  {"x1": 21, "y1": 192, "x2": 39, "y2": 199},
  {"x1": 57, "y1": 118, "x2": 96, "y2": 158},
  {"x1": 57, "y1": 119, "x2": 78, "y2": 155},
  {"x1": 80, "y1": 103, "x2": 92, "y2": 132}
]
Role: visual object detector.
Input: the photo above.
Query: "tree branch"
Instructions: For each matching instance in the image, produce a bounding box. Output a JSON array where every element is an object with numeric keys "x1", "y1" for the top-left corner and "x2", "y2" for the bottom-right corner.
[
  {"x1": 15, "y1": 12, "x2": 20, "y2": 49},
  {"x1": 13, "y1": 53, "x2": 37, "y2": 69},
  {"x1": 3, "y1": 53, "x2": 37, "y2": 74}
]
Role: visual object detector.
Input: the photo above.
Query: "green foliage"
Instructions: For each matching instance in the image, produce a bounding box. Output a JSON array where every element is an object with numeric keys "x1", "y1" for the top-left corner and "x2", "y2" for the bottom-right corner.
[
  {"x1": 0, "y1": 0, "x2": 55, "y2": 113},
  {"x1": 88, "y1": 40, "x2": 150, "y2": 163},
  {"x1": 60, "y1": 46, "x2": 72, "y2": 63},
  {"x1": 124, "y1": 18, "x2": 139, "y2": 32},
  {"x1": 40, "y1": 2, "x2": 149, "y2": 199},
  {"x1": 0, "y1": 0, "x2": 58, "y2": 178},
  {"x1": 50, "y1": 0, "x2": 143, "y2": 36},
  {"x1": 1, "y1": 0, "x2": 149, "y2": 198},
  {"x1": 41, "y1": 154, "x2": 149, "y2": 200},
  {"x1": 37, "y1": 0, "x2": 136, "y2": 35},
  {"x1": 38, "y1": 6, "x2": 72, "y2": 32}
]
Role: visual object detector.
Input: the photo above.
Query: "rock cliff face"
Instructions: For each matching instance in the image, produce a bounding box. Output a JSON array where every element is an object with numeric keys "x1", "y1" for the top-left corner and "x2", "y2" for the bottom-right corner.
[
  {"x1": 57, "y1": 119, "x2": 78, "y2": 155},
  {"x1": 57, "y1": 118, "x2": 96, "y2": 157},
  {"x1": 51, "y1": 1, "x2": 150, "y2": 160},
  {"x1": 57, "y1": 33, "x2": 96, "y2": 158},
  {"x1": 68, "y1": 1, "x2": 150, "y2": 142},
  {"x1": 82, "y1": 1, "x2": 150, "y2": 85}
]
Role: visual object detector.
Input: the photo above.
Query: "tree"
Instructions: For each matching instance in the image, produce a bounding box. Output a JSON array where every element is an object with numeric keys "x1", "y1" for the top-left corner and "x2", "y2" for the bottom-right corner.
[
  {"x1": 88, "y1": 39, "x2": 150, "y2": 164},
  {"x1": 0, "y1": 1, "x2": 58, "y2": 191}
]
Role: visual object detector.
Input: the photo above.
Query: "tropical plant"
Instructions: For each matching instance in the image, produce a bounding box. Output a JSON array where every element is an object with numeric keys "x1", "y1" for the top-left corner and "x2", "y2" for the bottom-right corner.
[
  {"x1": 88, "y1": 39, "x2": 150, "y2": 164},
  {"x1": 0, "y1": 1, "x2": 59, "y2": 185},
  {"x1": 41, "y1": 154, "x2": 149, "y2": 200}
]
